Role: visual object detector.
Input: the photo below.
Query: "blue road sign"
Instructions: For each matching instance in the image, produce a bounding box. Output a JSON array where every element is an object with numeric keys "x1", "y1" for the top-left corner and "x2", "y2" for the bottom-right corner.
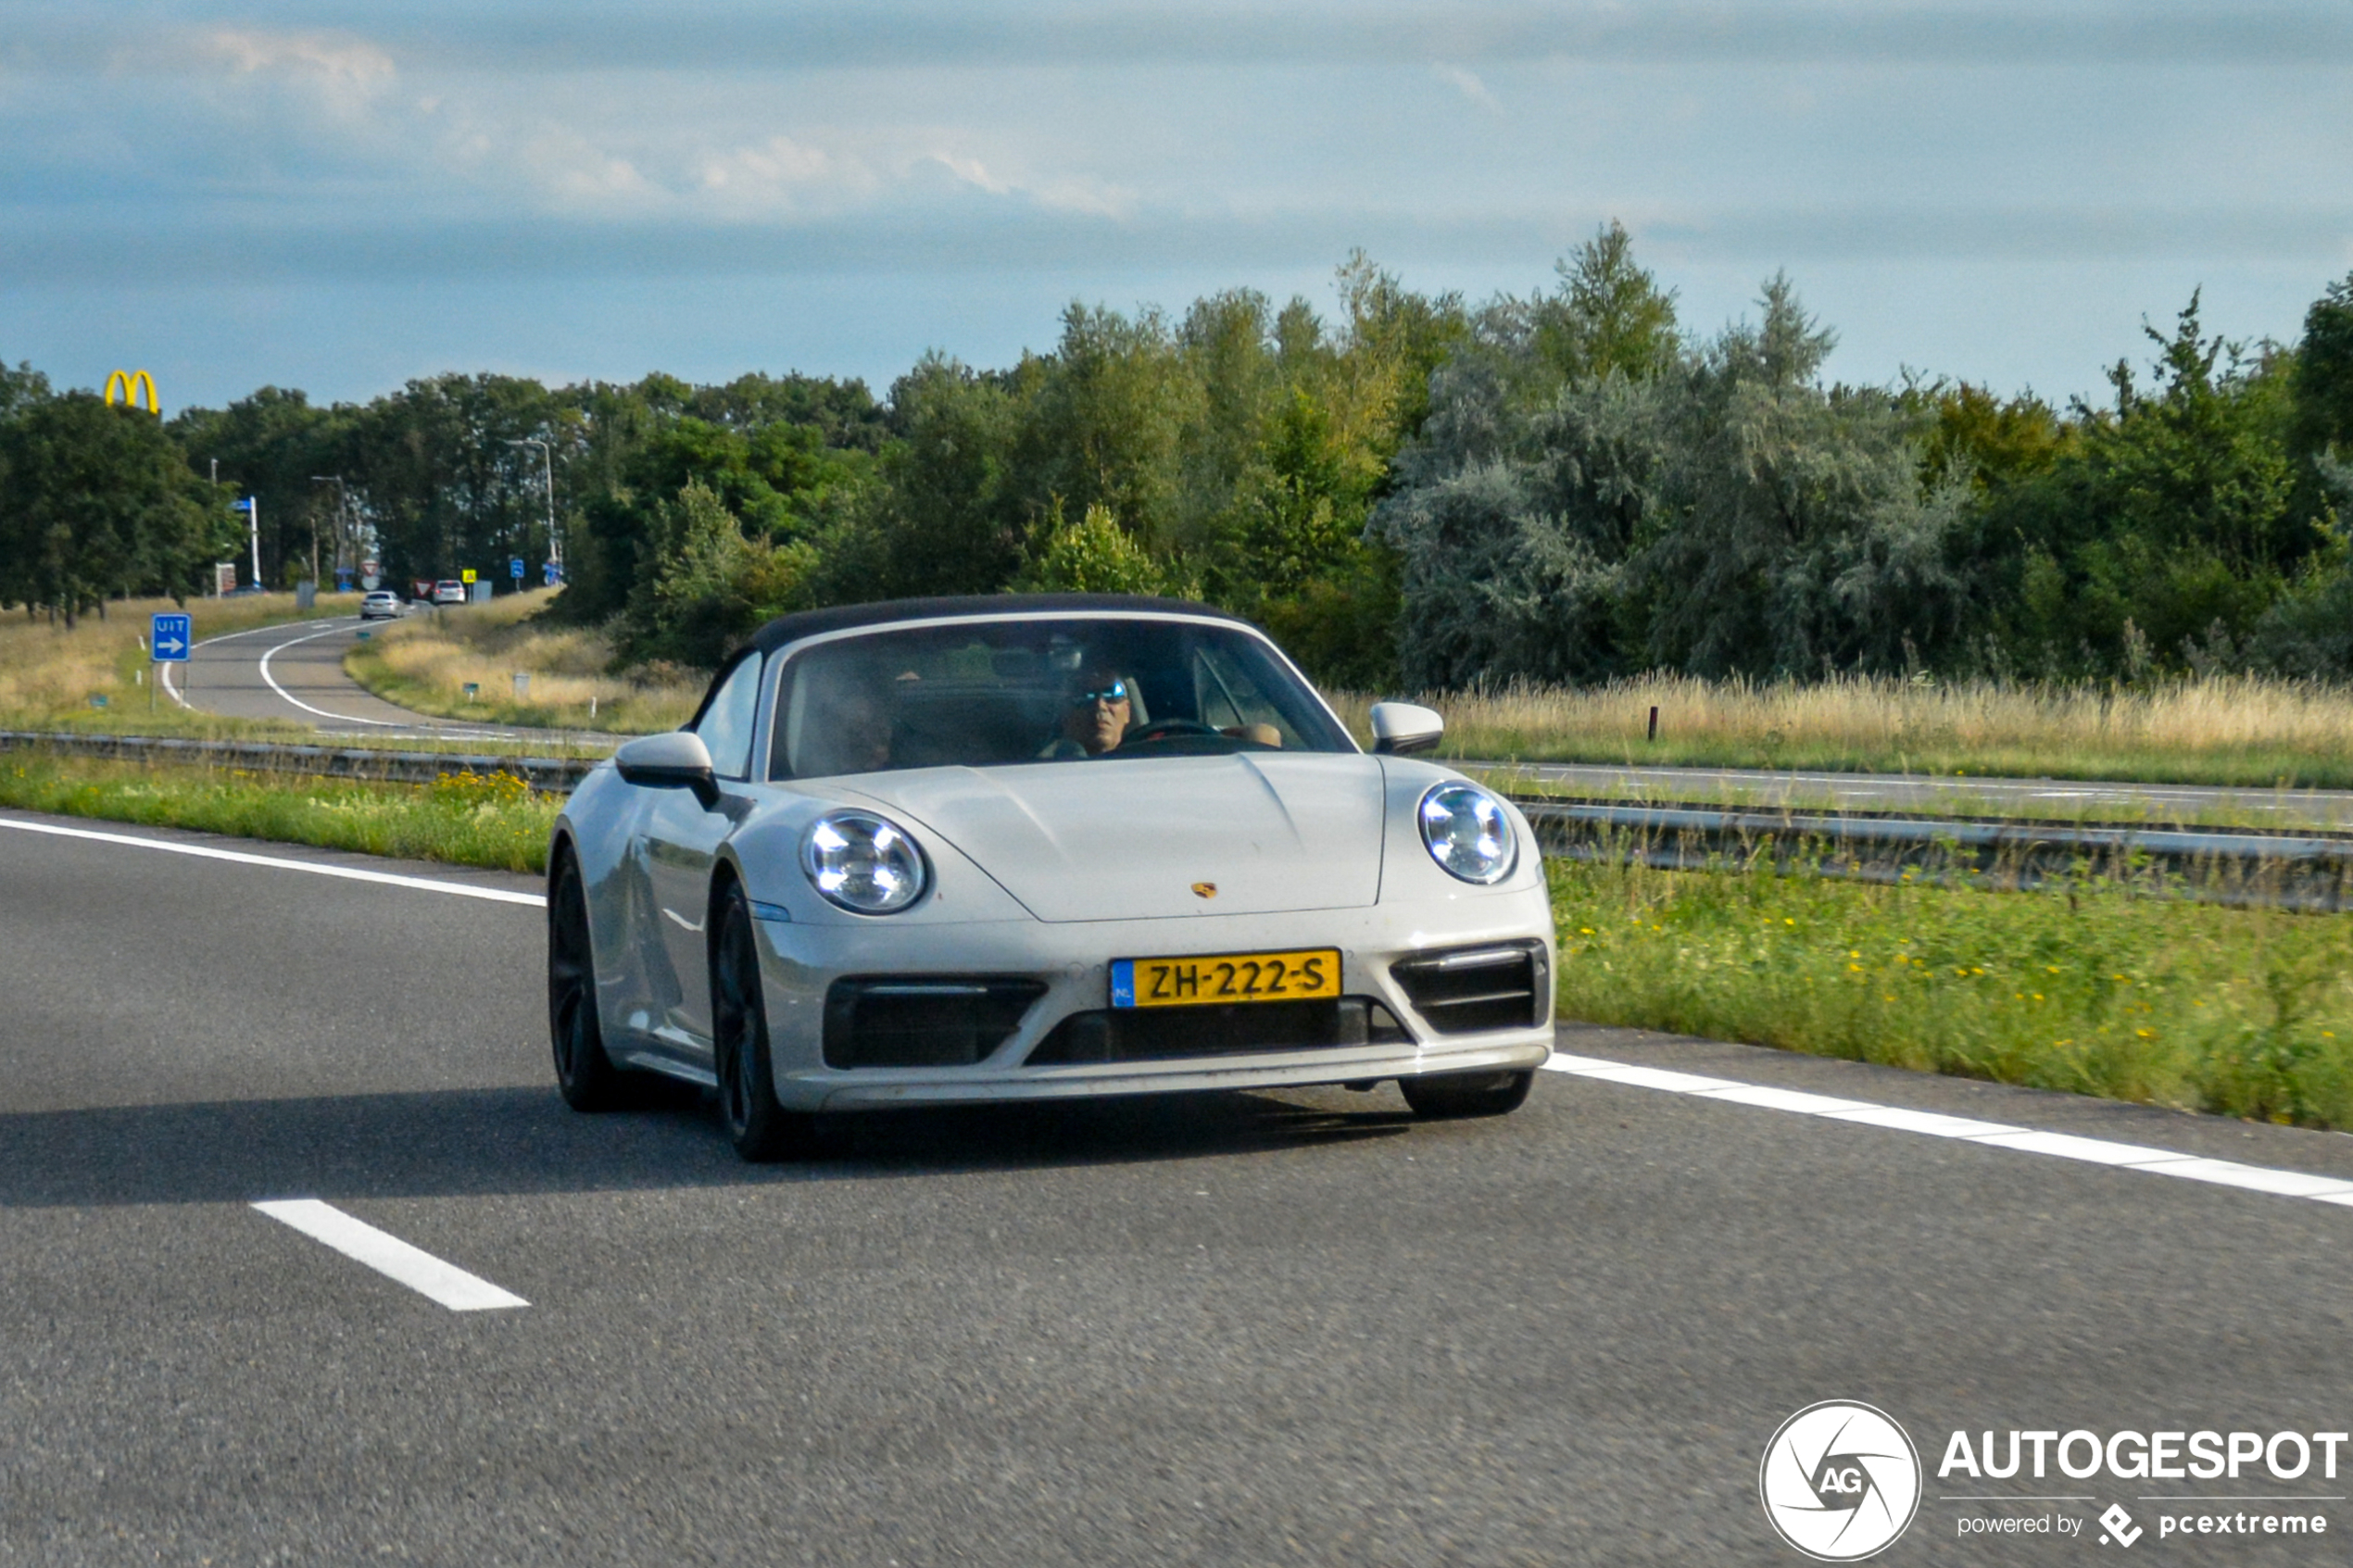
[
  {"x1": 543, "y1": 560, "x2": 563, "y2": 587},
  {"x1": 510, "y1": 557, "x2": 525, "y2": 580},
  {"x1": 230, "y1": 497, "x2": 254, "y2": 512},
  {"x1": 150, "y1": 612, "x2": 192, "y2": 662}
]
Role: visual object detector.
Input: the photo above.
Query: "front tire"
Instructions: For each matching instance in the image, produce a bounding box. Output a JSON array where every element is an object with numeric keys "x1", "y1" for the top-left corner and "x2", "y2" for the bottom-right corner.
[
  {"x1": 1400, "y1": 1068, "x2": 1535, "y2": 1120},
  {"x1": 711, "y1": 886, "x2": 814, "y2": 1161},
  {"x1": 548, "y1": 849, "x2": 634, "y2": 1111}
]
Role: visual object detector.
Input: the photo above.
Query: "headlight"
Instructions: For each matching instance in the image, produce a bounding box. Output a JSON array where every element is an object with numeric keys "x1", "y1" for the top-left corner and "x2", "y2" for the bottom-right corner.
[
  {"x1": 802, "y1": 811, "x2": 928, "y2": 914},
  {"x1": 1417, "y1": 782, "x2": 1516, "y2": 884}
]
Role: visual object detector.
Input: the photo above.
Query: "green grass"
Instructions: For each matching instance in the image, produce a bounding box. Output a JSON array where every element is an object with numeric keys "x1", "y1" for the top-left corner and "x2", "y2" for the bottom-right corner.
[
  {"x1": 0, "y1": 752, "x2": 559, "y2": 874},
  {"x1": 1550, "y1": 855, "x2": 2353, "y2": 1129}
]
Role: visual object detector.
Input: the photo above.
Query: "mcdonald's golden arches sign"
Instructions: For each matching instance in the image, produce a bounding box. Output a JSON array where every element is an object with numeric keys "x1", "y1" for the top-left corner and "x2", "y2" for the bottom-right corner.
[{"x1": 104, "y1": 370, "x2": 159, "y2": 416}]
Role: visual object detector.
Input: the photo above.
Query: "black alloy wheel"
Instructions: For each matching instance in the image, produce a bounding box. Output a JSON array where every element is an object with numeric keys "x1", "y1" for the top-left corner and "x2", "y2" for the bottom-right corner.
[
  {"x1": 711, "y1": 886, "x2": 814, "y2": 1161},
  {"x1": 1399, "y1": 1067, "x2": 1536, "y2": 1120},
  {"x1": 548, "y1": 850, "x2": 632, "y2": 1110}
]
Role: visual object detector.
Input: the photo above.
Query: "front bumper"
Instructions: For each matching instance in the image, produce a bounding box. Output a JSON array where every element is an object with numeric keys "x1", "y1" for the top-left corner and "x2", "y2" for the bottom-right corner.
[{"x1": 751, "y1": 897, "x2": 1555, "y2": 1112}]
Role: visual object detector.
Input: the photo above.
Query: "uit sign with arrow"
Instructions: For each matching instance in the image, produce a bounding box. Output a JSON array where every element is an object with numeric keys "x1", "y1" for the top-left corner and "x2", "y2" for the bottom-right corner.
[{"x1": 149, "y1": 611, "x2": 191, "y2": 712}]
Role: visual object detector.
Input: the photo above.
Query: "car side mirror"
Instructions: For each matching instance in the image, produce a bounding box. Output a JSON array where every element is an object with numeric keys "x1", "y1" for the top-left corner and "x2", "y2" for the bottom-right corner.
[
  {"x1": 1369, "y1": 701, "x2": 1444, "y2": 757},
  {"x1": 615, "y1": 731, "x2": 721, "y2": 809}
]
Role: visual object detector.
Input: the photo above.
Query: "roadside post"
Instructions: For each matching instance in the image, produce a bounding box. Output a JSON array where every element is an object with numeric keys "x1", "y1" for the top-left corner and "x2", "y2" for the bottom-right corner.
[
  {"x1": 151, "y1": 611, "x2": 190, "y2": 713},
  {"x1": 231, "y1": 496, "x2": 259, "y2": 588}
]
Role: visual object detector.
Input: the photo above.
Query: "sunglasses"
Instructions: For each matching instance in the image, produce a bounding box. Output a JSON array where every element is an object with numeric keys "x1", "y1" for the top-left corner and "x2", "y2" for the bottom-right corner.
[{"x1": 1069, "y1": 680, "x2": 1128, "y2": 708}]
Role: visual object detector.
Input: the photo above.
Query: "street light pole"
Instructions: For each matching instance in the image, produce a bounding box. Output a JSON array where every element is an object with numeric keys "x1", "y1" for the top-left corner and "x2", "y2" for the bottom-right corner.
[{"x1": 504, "y1": 438, "x2": 560, "y2": 579}]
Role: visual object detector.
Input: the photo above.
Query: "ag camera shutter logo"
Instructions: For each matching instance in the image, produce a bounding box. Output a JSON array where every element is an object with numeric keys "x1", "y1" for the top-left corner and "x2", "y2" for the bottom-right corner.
[{"x1": 1760, "y1": 1400, "x2": 1922, "y2": 1560}]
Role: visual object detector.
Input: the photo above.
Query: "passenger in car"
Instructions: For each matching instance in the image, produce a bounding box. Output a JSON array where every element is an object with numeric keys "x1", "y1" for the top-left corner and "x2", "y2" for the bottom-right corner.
[{"x1": 803, "y1": 666, "x2": 900, "y2": 774}]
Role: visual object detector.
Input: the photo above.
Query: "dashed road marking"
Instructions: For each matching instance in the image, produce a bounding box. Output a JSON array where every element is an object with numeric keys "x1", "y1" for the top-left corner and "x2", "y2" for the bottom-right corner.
[
  {"x1": 253, "y1": 1199, "x2": 527, "y2": 1311},
  {"x1": 1543, "y1": 1052, "x2": 2353, "y2": 1211},
  {"x1": 0, "y1": 815, "x2": 544, "y2": 907}
]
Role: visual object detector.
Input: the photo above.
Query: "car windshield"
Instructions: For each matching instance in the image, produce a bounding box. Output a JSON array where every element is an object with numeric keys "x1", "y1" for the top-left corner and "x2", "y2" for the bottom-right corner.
[{"x1": 770, "y1": 616, "x2": 1354, "y2": 779}]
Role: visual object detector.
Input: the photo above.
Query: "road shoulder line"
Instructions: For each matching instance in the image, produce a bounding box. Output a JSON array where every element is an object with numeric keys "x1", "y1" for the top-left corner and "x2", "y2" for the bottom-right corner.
[
  {"x1": 0, "y1": 814, "x2": 544, "y2": 907},
  {"x1": 253, "y1": 1199, "x2": 527, "y2": 1311},
  {"x1": 1543, "y1": 1052, "x2": 2353, "y2": 1212}
]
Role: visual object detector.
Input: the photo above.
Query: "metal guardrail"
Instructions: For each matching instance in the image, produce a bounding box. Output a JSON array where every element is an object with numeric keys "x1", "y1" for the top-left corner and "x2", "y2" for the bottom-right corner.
[
  {"x1": 0, "y1": 730, "x2": 600, "y2": 794},
  {"x1": 1514, "y1": 797, "x2": 2353, "y2": 911}
]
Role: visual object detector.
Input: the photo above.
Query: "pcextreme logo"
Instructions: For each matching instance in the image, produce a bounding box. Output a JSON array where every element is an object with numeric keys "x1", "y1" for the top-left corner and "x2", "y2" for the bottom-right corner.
[
  {"x1": 1760, "y1": 1401, "x2": 1923, "y2": 1561},
  {"x1": 104, "y1": 369, "x2": 159, "y2": 416}
]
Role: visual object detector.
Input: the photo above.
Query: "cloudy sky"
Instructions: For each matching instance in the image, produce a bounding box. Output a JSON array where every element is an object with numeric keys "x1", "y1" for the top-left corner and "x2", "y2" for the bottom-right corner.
[{"x1": 6, "y1": 2, "x2": 2349, "y2": 411}]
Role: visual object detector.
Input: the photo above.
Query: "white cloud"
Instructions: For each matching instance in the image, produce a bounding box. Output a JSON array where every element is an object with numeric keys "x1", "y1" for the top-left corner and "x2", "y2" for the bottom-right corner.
[
  {"x1": 201, "y1": 30, "x2": 396, "y2": 90},
  {"x1": 925, "y1": 151, "x2": 1011, "y2": 196},
  {"x1": 1433, "y1": 62, "x2": 1501, "y2": 113},
  {"x1": 1026, "y1": 174, "x2": 1137, "y2": 220}
]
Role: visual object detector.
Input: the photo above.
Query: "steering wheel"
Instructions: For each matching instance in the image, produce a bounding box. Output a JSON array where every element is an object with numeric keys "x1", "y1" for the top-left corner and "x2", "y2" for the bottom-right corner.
[{"x1": 1118, "y1": 718, "x2": 1222, "y2": 746}]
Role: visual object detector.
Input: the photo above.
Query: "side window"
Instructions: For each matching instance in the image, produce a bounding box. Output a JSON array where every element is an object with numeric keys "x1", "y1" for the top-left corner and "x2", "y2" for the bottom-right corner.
[
  {"x1": 1193, "y1": 643, "x2": 1302, "y2": 747},
  {"x1": 694, "y1": 654, "x2": 764, "y2": 780}
]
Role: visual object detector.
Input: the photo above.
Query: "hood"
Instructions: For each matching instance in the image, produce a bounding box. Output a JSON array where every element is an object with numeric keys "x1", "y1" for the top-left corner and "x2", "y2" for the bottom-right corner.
[{"x1": 839, "y1": 754, "x2": 1385, "y2": 922}]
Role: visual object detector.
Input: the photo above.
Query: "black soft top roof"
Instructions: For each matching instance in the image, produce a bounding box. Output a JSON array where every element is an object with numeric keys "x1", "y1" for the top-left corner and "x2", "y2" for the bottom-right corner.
[{"x1": 745, "y1": 593, "x2": 1251, "y2": 656}]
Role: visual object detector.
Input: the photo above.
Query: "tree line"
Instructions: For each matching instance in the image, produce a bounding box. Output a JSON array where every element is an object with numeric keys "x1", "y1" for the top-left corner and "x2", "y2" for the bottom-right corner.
[{"x1": 5, "y1": 232, "x2": 2351, "y2": 685}]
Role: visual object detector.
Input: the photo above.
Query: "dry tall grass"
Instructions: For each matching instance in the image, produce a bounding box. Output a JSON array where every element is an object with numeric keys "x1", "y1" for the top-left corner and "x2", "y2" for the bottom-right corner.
[
  {"x1": 0, "y1": 593, "x2": 343, "y2": 737},
  {"x1": 1330, "y1": 672, "x2": 2353, "y2": 789},
  {"x1": 347, "y1": 590, "x2": 703, "y2": 734}
]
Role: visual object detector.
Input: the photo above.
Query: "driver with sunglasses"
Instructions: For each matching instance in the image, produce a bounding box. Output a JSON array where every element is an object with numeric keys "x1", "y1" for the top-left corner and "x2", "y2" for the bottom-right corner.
[{"x1": 1041, "y1": 667, "x2": 1134, "y2": 758}]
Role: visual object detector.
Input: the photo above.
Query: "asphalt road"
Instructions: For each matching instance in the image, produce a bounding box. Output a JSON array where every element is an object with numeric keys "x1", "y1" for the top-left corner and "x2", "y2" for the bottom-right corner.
[
  {"x1": 164, "y1": 614, "x2": 595, "y2": 746},
  {"x1": 6, "y1": 808, "x2": 2352, "y2": 1564}
]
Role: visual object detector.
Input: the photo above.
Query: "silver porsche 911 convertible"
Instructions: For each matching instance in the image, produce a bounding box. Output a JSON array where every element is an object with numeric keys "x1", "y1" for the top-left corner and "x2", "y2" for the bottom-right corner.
[{"x1": 547, "y1": 594, "x2": 1556, "y2": 1159}]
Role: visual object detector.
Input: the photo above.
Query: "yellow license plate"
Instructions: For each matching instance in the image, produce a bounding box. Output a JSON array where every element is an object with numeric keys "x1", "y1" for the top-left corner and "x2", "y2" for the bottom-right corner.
[{"x1": 1110, "y1": 948, "x2": 1341, "y2": 1010}]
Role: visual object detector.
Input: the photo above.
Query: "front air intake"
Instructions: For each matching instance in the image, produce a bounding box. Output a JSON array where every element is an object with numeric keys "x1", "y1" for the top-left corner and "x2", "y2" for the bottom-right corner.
[
  {"x1": 1389, "y1": 942, "x2": 1548, "y2": 1035},
  {"x1": 824, "y1": 977, "x2": 1048, "y2": 1068},
  {"x1": 1025, "y1": 997, "x2": 1411, "y2": 1065}
]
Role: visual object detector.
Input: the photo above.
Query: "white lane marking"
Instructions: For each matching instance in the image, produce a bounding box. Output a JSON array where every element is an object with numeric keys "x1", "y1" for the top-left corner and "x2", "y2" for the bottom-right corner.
[
  {"x1": 253, "y1": 1199, "x2": 527, "y2": 1311},
  {"x1": 0, "y1": 815, "x2": 545, "y2": 907},
  {"x1": 1543, "y1": 1053, "x2": 2353, "y2": 1210},
  {"x1": 161, "y1": 615, "x2": 514, "y2": 739},
  {"x1": 157, "y1": 616, "x2": 334, "y2": 709},
  {"x1": 258, "y1": 621, "x2": 409, "y2": 728}
]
